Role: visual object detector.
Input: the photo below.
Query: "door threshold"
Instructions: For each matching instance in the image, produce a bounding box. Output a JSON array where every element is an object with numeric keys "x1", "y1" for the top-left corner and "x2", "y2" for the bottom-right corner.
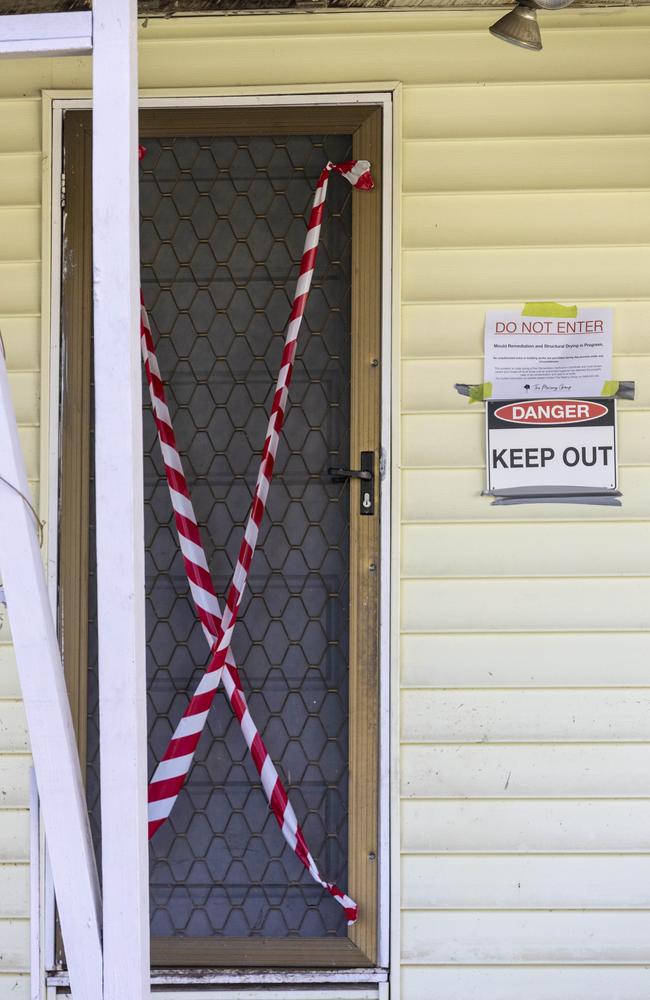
[{"x1": 47, "y1": 967, "x2": 388, "y2": 986}]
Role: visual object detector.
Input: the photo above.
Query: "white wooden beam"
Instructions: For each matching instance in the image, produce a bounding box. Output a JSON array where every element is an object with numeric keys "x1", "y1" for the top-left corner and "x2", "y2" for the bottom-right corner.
[
  {"x1": 0, "y1": 351, "x2": 103, "y2": 1000},
  {"x1": 93, "y1": 1, "x2": 150, "y2": 998},
  {"x1": 0, "y1": 12, "x2": 91, "y2": 58}
]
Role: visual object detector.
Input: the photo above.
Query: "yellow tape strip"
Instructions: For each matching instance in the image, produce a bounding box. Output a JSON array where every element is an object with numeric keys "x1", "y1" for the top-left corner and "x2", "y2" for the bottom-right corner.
[
  {"x1": 521, "y1": 301, "x2": 578, "y2": 318},
  {"x1": 469, "y1": 382, "x2": 492, "y2": 403},
  {"x1": 601, "y1": 380, "x2": 619, "y2": 397}
]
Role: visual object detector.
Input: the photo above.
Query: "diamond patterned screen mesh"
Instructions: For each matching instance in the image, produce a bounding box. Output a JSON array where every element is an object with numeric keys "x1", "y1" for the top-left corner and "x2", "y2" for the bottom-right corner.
[{"x1": 87, "y1": 132, "x2": 353, "y2": 939}]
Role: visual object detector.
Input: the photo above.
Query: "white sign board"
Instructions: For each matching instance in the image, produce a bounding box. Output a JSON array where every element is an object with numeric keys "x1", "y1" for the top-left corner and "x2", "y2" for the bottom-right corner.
[
  {"x1": 484, "y1": 307, "x2": 613, "y2": 399},
  {"x1": 486, "y1": 398, "x2": 617, "y2": 493}
]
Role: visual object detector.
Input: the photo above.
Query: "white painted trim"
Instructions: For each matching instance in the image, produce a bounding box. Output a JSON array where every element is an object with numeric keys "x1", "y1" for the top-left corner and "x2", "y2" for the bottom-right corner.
[
  {"x1": 138, "y1": 91, "x2": 393, "y2": 108},
  {"x1": 50, "y1": 87, "x2": 395, "y2": 113},
  {"x1": 42, "y1": 847, "x2": 55, "y2": 978},
  {"x1": 149, "y1": 992, "x2": 378, "y2": 1000},
  {"x1": 0, "y1": 350, "x2": 103, "y2": 1000},
  {"x1": 43, "y1": 92, "x2": 62, "y2": 611},
  {"x1": 388, "y1": 82, "x2": 403, "y2": 1000},
  {"x1": 378, "y1": 88, "x2": 394, "y2": 976},
  {"x1": 53, "y1": 990, "x2": 379, "y2": 1000},
  {"x1": 0, "y1": 12, "x2": 91, "y2": 57},
  {"x1": 93, "y1": 2, "x2": 150, "y2": 999},
  {"x1": 48, "y1": 970, "x2": 387, "y2": 988},
  {"x1": 29, "y1": 769, "x2": 43, "y2": 1000},
  {"x1": 46, "y1": 85, "x2": 395, "y2": 990},
  {"x1": 39, "y1": 87, "x2": 61, "y2": 983}
]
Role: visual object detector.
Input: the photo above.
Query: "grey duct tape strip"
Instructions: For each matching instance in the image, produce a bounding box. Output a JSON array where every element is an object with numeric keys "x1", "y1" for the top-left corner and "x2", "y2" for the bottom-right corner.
[
  {"x1": 614, "y1": 381, "x2": 635, "y2": 400},
  {"x1": 483, "y1": 487, "x2": 622, "y2": 507},
  {"x1": 455, "y1": 381, "x2": 635, "y2": 401},
  {"x1": 489, "y1": 495, "x2": 622, "y2": 507}
]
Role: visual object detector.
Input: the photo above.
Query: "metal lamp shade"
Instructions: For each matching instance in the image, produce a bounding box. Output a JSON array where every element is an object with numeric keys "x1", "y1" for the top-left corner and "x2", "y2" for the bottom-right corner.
[{"x1": 489, "y1": 1, "x2": 543, "y2": 50}]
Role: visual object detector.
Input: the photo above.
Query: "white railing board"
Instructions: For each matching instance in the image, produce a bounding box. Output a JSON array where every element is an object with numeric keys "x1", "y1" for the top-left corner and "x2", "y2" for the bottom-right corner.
[
  {"x1": 0, "y1": 351, "x2": 102, "y2": 998},
  {"x1": 0, "y1": 13, "x2": 91, "y2": 58}
]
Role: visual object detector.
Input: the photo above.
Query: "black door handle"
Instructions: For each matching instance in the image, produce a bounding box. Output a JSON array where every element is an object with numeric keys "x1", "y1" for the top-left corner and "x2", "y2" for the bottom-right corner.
[
  {"x1": 327, "y1": 466, "x2": 372, "y2": 482},
  {"x1": 327, "y1": 452, "x2": 375, "y2": 515}
]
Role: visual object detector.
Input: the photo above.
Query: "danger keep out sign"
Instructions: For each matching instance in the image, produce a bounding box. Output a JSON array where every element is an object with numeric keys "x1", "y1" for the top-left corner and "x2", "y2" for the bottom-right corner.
[{"x1": 486, "y1": 398, "x2": 617, "y2": 493}]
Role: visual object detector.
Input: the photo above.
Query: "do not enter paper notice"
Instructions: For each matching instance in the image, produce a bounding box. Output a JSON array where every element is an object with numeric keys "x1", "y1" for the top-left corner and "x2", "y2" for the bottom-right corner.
[{"x1": 484, "y1": 307, "x2": 613, "y2": 399}]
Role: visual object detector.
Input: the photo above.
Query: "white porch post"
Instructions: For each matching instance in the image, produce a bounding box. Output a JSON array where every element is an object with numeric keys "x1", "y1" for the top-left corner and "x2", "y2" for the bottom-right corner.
[
  {"x1": 93, "y1": 2, "x2": 150, "y2": 998},
  {"x1": 0, "y1": 351, "x2": 103, "y2": 1000}
]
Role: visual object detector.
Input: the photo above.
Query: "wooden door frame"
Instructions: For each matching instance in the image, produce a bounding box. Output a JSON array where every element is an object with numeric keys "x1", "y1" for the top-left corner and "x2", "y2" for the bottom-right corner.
[{"x1": 58, "y1": 99, "x2": 387, "y2": 975}]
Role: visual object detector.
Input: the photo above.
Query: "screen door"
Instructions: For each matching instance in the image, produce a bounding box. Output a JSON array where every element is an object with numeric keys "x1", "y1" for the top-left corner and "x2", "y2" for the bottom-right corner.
[{"x1": 59, "y1": 105, "x2": 382, "y2": 969}]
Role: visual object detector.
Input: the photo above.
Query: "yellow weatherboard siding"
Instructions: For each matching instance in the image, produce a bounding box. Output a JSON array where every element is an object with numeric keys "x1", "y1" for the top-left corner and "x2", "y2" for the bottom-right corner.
[
  {"x1": 0, "y1": 82, "x2": 40, "y2": 999},
  {"x1": 2, "y1": 8, "x2": 650, "y2": 999}
]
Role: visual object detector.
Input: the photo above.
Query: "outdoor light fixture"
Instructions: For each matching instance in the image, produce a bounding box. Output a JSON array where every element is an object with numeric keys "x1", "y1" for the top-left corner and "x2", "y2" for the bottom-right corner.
[{"x1": 489, "y1": 0, "x2": 575, "y2": 51}]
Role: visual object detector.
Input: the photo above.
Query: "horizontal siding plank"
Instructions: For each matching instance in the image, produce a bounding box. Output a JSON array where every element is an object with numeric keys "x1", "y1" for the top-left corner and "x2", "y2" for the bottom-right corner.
[
  {"x1": 0, "y1": 866, "x2": 28, "y2": 919},
  {"x1": 0, "y1": 813, "x2": 28, "y2": 864},
  {"x1": 402, "y1": 410, "x2": 649, "y2": 468},
  {"x1": 0, "y1": 209, "x2": 39, "y2": 262},
  {"x1": 0, "y1": 650, "x2": 19, "y2": 700},
  {"x1": 402, "y1": 799, "x2": 650, "y2": 851},
  {"x1": 402, "y1": 301, "x2": 650, "y2": 358},
  {"x1": 402, "y1": 522, "x2": 650, "y2": 577},
  {"x1": 402, "y1": 579, "x2": 650, "y2": 632},
  {"x1": 139, "y1": 26, "x2": 650, "y2": 89},
  {"x1": 402, "y1": 909, "x2": 650, "y2": 964},
  {"x1": 0, "y1": 703, "x2": 29, "y2": 754},
  {"x1": 6, "y1": 374, "x2": 39, "y2": 425},
  {"x1": 402, "y1": 744, "x2": 650, "y2": 798},
  {"x1": 402, "y1": 690, "x2": 650, "y2": 742},
  {"x1": 0, "y1": 919, "x2": 28, "y2": 972},
  {"x1": 0, "y1": 756, "x2": 30, "y2": 808},
  {"x1": 402, "y1": 854, "x2": 650, "y2": 909},
  {"x1": 0, "y1": 55, "x2": 90, "y2": 100},
  {"x1": 402, "y1": 357, "x2": 650, "y2": 411},
  {"x1": 403, "y1": 247, "x2": 650, "y2": 304},
  {"x1": 401, "y1": 632, "x2": 650, "y2": 688},
  {"x1": 404, "y1": 136, "x2": 650, "y2": 193},
  {"x1": 0, "y1": 263, "x2": 40, "y2": 315},
  {"x1": 404, "y1": 191, "x2": 650, "y2": 249},
  {"x1": 0, "y1": 61, "x2": 52, "y2": 100},
  {"x1": 401, "y1": 965, "x2": 650, "y2": 1000},
  {"x1": 0, "y1": 318, "x2": 40, "y2": 371},
  {"x1": 0, "y1": 977, "x2": 27, "y2": 1000},
  {"x1": 402, "y1": 467, "x2": 650, "y2": 522},
  {"x1": 403, "y1": 80, "x2": 650, "y2": 139},
  {"x1": 13, "y1": 428, "x2": 38, "y2": 482},
  {"x1": 0, "y1": 155, "x2": 40, "y2": 207},
  {"x1": 0, "y1": 102, "x2": 39, "y2": 155}
]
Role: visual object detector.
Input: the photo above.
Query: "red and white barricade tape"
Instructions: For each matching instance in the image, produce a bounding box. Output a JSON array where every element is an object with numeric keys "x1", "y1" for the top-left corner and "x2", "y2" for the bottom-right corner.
[{"x1": 143, "y1": 158, "x2": 374, "y2": 923}]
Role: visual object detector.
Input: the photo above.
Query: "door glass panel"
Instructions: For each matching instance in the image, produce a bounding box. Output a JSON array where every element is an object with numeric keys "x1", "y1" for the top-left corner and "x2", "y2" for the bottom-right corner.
[{"x1": 87, "y1": 132, "x2": 353, "y2": 938}]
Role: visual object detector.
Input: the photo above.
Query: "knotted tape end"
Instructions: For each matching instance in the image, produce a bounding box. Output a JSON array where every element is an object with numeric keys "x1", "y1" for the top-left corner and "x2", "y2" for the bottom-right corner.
[
  {"x1": 325, "y1": 882, "x2": 358, "y2": 924},
  {"x1": 334, "y1": 159, "x2": 375, "y2": 190}
]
